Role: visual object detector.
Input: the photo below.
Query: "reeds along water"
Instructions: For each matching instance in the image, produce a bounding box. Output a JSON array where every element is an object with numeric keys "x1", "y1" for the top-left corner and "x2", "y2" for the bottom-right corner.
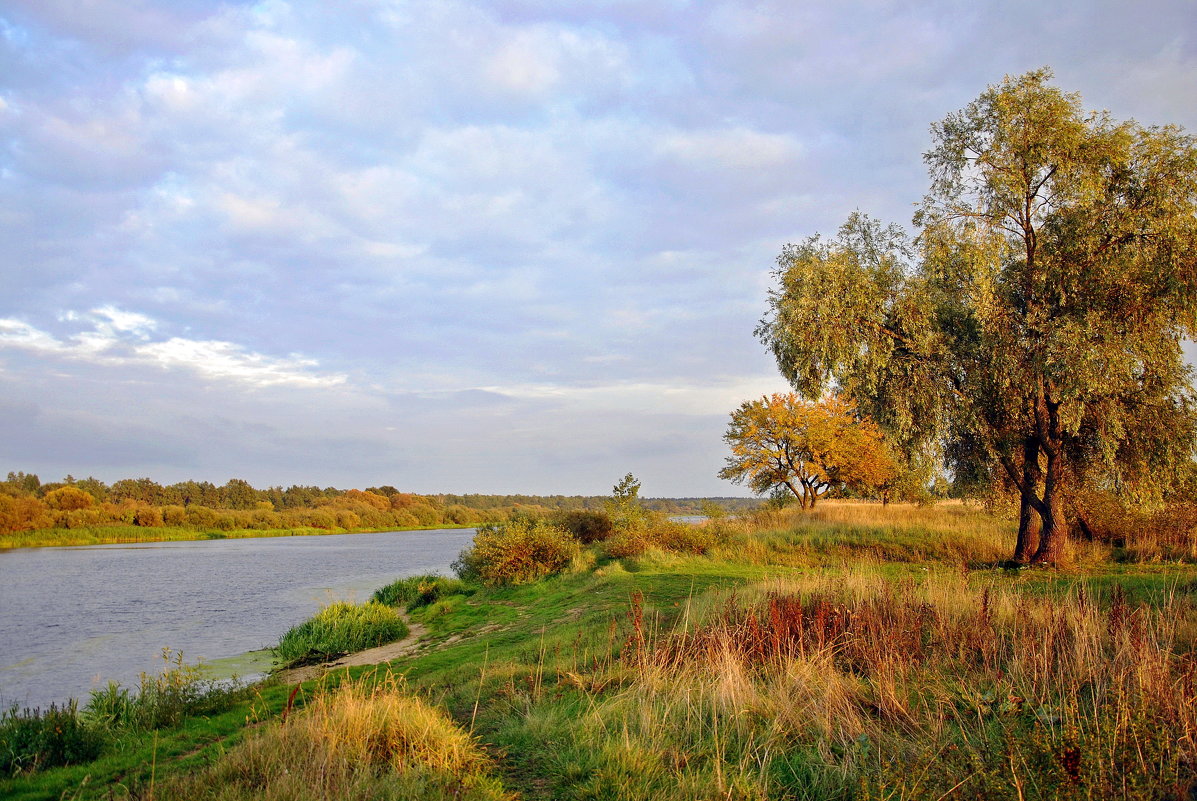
[{"x1": 581, "y1": 570, "x2": 1197, "y2": 800}]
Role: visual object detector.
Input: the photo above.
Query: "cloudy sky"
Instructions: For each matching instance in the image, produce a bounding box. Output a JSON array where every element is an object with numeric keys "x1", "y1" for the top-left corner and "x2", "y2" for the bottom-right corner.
[{"x1": 1, "y1": 1, "x2": 1194, "y2": 497}]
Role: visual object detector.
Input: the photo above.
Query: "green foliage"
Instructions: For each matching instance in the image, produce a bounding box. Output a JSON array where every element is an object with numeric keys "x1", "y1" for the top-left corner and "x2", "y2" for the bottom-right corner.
[
  {"x1": 550, "y1": 509, "x2": 615, "y2": 543},
  {"x1": 452, "y1": 518, "x2": 580, "y2": 586},
  {"x1": 372, "y1": 574, "x2": 476, "y2": 611},
  {"x1": 82, "y1": 649, "x2": 251, "y2": 731},
  {"x1": 604, "y1": 517, "x2": 717, "y2": 559},
  {"x1": 0, "y1": 702, "x2": 103, "y2": 776},
  {"x1": 606, "y1": 473, "x2": 647, "y2": 532},
  {"x1": 274, "y1": 602, "x2": 410, "y2": 667},
  {"x1": 759, "y1": 69, "x2": 1197, "y2": 564}
]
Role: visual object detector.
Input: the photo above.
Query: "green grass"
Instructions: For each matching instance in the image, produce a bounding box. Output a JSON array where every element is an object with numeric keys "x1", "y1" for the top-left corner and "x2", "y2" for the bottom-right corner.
[
  {"x1": 5, "y1": 502, "x2": 1196, "y2": 800},
  {"x1": 274, "y1": 601, "x2": 411, "y2": 667},
  {"x1": 372, "y1": 574, "x2": 477, "y2": 610}
]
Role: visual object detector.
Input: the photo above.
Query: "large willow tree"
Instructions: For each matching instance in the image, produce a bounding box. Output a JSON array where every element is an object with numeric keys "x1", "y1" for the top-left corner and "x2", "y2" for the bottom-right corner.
[{"x1": 758, "y1": 69, "x2": 1197, "y2": 564}]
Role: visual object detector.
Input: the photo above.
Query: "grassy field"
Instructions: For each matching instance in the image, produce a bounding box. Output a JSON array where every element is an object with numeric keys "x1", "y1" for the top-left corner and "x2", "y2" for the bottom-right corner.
[{"x1": 4, "y1": 502, "x2": 1195, "y2": 800}]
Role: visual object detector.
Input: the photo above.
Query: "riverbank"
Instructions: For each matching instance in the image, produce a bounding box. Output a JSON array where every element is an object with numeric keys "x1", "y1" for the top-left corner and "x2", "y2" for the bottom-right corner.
[
  {"x1": 0, "y1": 522, "x2": 475, "y2": 550},
  {"x1": 4, "y1": 503, "x2": 1197, "y2": 800}
]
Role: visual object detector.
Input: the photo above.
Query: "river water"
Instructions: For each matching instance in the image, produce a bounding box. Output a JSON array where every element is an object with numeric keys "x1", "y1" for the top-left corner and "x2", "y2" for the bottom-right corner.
[{"x1": 0, "y1": 529, "x2": 475, "y2": 710}]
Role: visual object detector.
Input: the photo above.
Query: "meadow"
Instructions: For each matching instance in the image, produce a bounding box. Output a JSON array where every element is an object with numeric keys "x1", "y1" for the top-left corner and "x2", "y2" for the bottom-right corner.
[{"x1": 3, "y1": 502, "x2": 1195, "y2": 800}]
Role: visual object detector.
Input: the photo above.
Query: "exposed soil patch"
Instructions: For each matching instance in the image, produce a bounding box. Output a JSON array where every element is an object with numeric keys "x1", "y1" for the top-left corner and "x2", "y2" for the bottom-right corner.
[{"x1": 273, "y1": 619, "x2": 427, "y2": 685}]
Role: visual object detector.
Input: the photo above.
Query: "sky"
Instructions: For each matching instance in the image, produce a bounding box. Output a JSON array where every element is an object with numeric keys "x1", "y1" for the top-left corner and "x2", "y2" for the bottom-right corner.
[{"x1": 1, "y1": 0, "x2": 1195, "y2": 497}]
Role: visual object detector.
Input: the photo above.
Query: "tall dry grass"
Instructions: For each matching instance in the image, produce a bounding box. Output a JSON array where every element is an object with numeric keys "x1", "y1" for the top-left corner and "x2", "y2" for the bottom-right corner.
[
  {"x1": 552, "y1": 568, "x2": 1197, "y2": 800},
  {"x1": 158, "y1": 676, "x2": 511, "y2": 801},
  {"x1": 705, "y1": 501, "x2": 1018, "y2": 568}
]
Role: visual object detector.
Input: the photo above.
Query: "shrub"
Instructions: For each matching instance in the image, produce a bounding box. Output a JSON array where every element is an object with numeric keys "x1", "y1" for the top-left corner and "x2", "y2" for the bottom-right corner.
[
  {"x1": 161, "y1": 504, "x2": 187, "y2": 525},
  {"x1": 410, "y1": 503, "x2": 442, "y2": 526},
  {"x1": 131, "y1": 505, "x2": 163, "y2": 527},
  {"x1": 185, "y1": 505, "x2": 218, "y2": 527},
  {"x1": 275, "y1": 602, "x2": 409, "y2": 667},
  {"x1": 653, "y1": 520, "x2": 716, "y2": 554},
  {"x1": 392, "y1": 511, "x2": 420, "y2": 528},
  {"x1": 0, "y1": 494, "x2": 52, "y2": 534},
  {"x1": 42, "y1": 486, "x2": 94, "y2": 511},
  {"x1": 0, "y1": 702, "x2": 104, "y2": 775},
  {"x1": 444, "y1": 504, "x2": 478, "y2": 525},
  {"x1": 1076, "y1": 494, "x2": 1197, "y2": 562},
  {"x1": 303, "y1": 509, "x2": 337, "y2": 529},
  {"x1": 604, "y1": 519, "x2": 716, "y2": 558},
  {"x1": 552, "y1": 509, "x2": 614, "y2": 544},
  {"x1": 453, "y1": 518, "x2": 580, "y2": 586},
  {"x1": 604, "y1": 527, "x2": 653, "y2": 558},
  {"x1": 372, "y1": 575, "x2": 476, "y2": 610},
  {"x1": 212, "y1": 513, "x2": 237, "y2": 531}
]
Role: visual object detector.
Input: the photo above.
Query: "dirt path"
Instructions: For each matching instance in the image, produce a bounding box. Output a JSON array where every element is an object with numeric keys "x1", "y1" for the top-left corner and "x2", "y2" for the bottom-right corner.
[{"x1": 273, "y1": 618, "x2": 427, "y2": 685}]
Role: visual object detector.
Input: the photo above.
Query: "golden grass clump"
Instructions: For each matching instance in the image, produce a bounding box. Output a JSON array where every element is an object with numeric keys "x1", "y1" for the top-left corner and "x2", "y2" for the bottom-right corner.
[{"x1": 160, "y1": 676, "x2": 511, "y2": 801}]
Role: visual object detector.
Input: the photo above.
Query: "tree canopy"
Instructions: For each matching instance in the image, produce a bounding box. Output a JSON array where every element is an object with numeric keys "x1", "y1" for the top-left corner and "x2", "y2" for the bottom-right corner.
[
  {"x1": 720, "y1": 394, "x2": 897, "y2": 508},
  {"x1": 757, "y1": 69, "x2": 1197, "y2": 563}
]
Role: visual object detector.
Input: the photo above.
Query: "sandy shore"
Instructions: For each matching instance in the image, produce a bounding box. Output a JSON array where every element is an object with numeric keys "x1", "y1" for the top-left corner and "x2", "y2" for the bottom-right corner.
[{"x1": 272, "y1": 618, "x2": 429, "y2": 685}]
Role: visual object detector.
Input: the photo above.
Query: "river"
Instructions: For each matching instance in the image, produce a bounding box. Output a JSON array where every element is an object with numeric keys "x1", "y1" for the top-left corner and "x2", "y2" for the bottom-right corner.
[{"x1": 0, "y1": 529, "x2": 475, "y2": 710}]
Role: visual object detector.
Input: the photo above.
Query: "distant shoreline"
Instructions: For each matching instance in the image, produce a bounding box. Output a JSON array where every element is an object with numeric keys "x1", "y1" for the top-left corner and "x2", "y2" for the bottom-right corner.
[{"x1": 0, "y1": 523, "x2": 475, "y2": 551}]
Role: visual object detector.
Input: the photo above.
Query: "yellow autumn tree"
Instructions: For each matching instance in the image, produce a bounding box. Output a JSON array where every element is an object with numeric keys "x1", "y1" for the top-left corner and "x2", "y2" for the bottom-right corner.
[{"x1": 719, "y1": 394, "x2": 897, "y2": 508}]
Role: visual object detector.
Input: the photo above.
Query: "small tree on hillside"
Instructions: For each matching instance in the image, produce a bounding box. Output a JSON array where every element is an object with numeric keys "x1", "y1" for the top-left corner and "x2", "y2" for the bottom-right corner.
[
  {"x1": 606, "y1": 473, "x2": 645, "y2": 530},
  {"x1": 719, "y1": 395, "x2": 897, "y2": 508}
]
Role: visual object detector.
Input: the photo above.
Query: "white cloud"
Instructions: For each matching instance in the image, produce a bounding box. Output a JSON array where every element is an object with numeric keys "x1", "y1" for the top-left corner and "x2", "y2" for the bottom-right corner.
[
  {"x1": 0, "y1": 319, "x2": 67, "y2": 353},
  {"x1": 656, "y1": 127, "x2": 804, "y2": 170},
  {"x1": 93, "y1": 305, "x2": 156, "y2": 337},
  {"x1": 487, "y1": 34, "x2": 561, "y2": 94},
  {"x1": 0, "y1": 310, "x2": 346, "y2": 389},
  {"x1": 135, "y1": 338, "x2": 343, "y2": 388},
  {"x1": 479, "y1": 375, "x2": 791, "y2": 417}
]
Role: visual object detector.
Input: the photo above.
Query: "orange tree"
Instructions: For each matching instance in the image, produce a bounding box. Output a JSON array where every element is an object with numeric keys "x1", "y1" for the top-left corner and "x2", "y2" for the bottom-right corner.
[{"x1": 719, "y1": 394, "x2": 897, "y2": 508}]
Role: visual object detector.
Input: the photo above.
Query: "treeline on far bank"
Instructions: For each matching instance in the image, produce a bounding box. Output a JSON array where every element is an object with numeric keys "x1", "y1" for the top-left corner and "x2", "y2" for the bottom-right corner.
[{"x1": 0, "y1": 471, "x2": 761, "y2": 538}]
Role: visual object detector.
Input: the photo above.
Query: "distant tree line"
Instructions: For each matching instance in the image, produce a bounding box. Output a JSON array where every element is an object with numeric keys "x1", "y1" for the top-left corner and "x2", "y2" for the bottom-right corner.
[{"x1": 0, "y1": 471, "x2": 760, "y2": 537}]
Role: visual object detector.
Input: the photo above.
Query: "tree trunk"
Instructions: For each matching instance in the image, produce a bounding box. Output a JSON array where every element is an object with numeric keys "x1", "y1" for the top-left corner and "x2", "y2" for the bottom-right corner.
[
  {"x1": 1031, "y1": 448, "x2": 1068, "y2": 564},
  {"x1": 1012, "y1": 436, "x2": 1042, "y2": 563}
]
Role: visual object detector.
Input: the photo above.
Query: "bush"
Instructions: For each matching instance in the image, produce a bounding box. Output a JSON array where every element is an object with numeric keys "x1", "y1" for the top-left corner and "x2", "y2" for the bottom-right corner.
[
  {"x1": 453, "y1": 518, "x2": 580, "y2": 586},
  {"x1": 301, "y1": 509, "x2": 337, "y2": 529},
  {"x1": 185, "y1": 505, "x2": 218, "y2": 527},
  {"x1": 372, "y1": 575, "x2": 476, "y2": 610},
  {"x1": 551, "y1": 509, "x2": 614, "y2": 544},
  {"x1": 653, "y1": 520, "x2": 716, "y2": 554},
  {"x1": 1074, "y1": 493, "x2": 1197, "y2": 561},
  {"x1": 132, "y1": 505, "x2": 163, "y2": 527},
  {"x1": 0, "y1": 494, "x2": 52, "y2": 534},
  {"x1": 604, "y1": 519, "x2": 717, "y2": 558},
  {"x1": 0, "y1": 702, "x2": 104, "y2": 775},
  {"x1": 42, "y1": 486, "x2": 94, "y2": 511},
  {"x1": 161, "y1": 504, "x2": 187, "y2": 525},
  {"x1": 275, "y1": 602, "x2": 410, "y2": 667},
  {"x1": 604, "y1": 527, "x2": 653, "y2": 558}
]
